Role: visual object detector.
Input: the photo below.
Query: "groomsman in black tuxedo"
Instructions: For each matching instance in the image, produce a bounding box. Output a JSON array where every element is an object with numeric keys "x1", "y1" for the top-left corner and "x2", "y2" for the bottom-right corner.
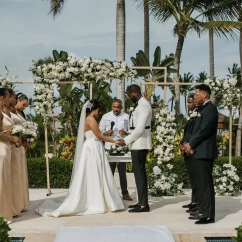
[
  {"x1": 180, "y1": 93, "x2": 198, "y2": 210},
  {"x1": 184, "y1": 84, "x2": 218, "y2": 224}
]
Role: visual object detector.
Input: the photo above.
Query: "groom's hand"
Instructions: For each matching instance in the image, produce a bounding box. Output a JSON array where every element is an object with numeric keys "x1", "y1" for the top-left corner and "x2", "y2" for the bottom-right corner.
[{"x1": 117, "y1": 139, "x2": 126, "y2": 146}]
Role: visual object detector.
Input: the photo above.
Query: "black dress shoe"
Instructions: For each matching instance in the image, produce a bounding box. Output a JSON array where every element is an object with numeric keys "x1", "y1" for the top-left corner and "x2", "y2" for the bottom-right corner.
[
  {"x1": 129, "y1": 205, "x2": 150, "y2": 213},
  {"x1": 186, "y1": 207, "x2": 199, "y2": 213},
  {"x1": 182, "y1": 203, "x2": 196, "y2": 209},
  {"x1": 195, "y1": 218, "x2": 215, "y2": 224},
  {"x1": 189, "y1": 214, "x2": 204, "y2": 220},
  {"x1": 190, "y1": 210, "x2": 199, "y2": 216},
  {"x1": 128, "y1": 203, "x2": 140, "y2": 209},
  {"x1": 182, "y1": 203, "x2": 192, "y2": 208}
]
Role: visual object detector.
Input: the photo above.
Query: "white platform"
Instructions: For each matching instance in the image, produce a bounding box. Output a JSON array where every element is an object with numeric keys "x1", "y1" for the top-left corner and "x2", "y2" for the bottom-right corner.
[{"x1": 54, "y1": 226, "x2": 175, "y2": 242}]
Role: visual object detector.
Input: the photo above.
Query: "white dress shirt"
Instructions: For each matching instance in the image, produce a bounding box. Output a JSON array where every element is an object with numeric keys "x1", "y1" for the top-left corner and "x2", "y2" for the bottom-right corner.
[{"x1": 99, "y1": 111, "x2": 129, "y2": 149}]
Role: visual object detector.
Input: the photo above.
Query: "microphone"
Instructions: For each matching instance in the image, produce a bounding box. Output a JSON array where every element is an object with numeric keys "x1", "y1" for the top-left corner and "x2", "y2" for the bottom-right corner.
[{"x1": 111, "y1": 121, "x2": 115, "y2": 130}]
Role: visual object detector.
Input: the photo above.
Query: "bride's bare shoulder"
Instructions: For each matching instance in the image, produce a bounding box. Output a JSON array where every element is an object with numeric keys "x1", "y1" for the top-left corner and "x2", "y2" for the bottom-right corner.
[{"x1": 86, "y1": 116, "x2": 97, "y2": 124}]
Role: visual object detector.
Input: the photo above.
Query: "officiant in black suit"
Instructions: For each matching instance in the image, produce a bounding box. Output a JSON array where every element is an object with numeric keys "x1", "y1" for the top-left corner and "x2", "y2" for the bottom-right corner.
[
  {"x1": 180, "y1": 93, "x2": 198, "y2": 210},
  {"x1": 183, "y1": 84, "x2": 218, "y2": 225}
]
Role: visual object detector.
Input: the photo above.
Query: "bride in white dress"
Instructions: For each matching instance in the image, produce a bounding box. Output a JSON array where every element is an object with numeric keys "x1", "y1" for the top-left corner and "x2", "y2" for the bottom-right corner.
[{"x1": 36, "y1": 100, "x2": 124, "y2": 217}]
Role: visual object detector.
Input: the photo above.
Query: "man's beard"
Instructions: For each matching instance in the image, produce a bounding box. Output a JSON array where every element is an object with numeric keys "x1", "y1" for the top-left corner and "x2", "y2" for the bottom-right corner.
[
  {"x1": 113, "y1": 111, "x2": 121, "y2": 116},
  {"x1": 130, "y1": 97, "x2": 138, "y2": 103}
]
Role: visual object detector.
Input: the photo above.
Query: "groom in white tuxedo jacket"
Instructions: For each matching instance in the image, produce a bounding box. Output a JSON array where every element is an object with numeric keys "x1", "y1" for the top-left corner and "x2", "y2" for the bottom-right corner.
[{"x1": 119, "y1": 84, "x2": 152, "y2": 213}]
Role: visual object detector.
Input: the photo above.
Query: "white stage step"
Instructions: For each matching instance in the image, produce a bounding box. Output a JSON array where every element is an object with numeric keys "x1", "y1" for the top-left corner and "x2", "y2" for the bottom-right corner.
[{"x1": 54, "y1": 226, "x2": 175, "y2": 242}]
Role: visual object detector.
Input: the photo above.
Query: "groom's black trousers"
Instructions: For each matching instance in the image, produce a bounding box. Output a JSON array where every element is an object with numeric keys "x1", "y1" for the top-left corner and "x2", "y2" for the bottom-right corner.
[
  {"x1": 109, "y1": 162, "x2": 128, "y2": 196},
  {"x1": 131, "y1": 149, "x2": 149, "y2": 206}
]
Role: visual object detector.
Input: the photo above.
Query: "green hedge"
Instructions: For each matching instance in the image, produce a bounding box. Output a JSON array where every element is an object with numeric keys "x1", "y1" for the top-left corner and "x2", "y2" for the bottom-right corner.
[
  {"x1": 28, "y1": 158, "x2": 73, "y2": 188},
  {"x1": 27, "y1": 156, "x2": 242, "y2": 189}
]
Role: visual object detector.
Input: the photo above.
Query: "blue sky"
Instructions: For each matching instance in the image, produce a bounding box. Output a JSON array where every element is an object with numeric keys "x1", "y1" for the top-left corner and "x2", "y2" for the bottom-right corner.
[{"x1": 0, "y1": 0, "x2": 239, "y2": 113}]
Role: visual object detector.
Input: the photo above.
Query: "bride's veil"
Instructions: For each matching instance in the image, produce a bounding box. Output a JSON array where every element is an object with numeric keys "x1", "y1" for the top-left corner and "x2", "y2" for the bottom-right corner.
[{"x1": 69, "y1": 100, "x2": 93, "y2": 187}]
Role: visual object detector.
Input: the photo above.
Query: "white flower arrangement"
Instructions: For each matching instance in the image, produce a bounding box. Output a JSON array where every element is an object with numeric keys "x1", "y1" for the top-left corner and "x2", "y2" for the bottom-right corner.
[
  {"x1": 153, "y1": 102, "x2": 177, "y2": 163},
  {"x1": 0, "y1": 71, "x2": 17, "y2": 88},
  {"x1": 213, "y1": 164, "x2": 240, "y2": 196},
  {"x1": 107, "y1": 144, "x2": 130, "y2": 156},
  {"x1": 22, "y1": 121, "x2": 39, "y2": 142},
  {"x1": 11, "y1": 121, "x2": 38, "y2": 143},
  {"x1": 31, "y1": 56, "x2": 137, "y2": 124},
  {"x1": 148, "y1": 101, "x2": 184, "y2": 196},
  {"x1": 11, "y1": 125, "x2": 25, "y2": 137},
  {"x1": 187, "y1": 109, "x2": 200, "y2": 121},
  {"x1": 204, "y1": 77, "x2": 240, "y2": 110}
]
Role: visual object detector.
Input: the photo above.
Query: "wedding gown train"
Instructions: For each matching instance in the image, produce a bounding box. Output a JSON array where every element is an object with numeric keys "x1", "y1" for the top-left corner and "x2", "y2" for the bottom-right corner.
[{"x1": 36, "y1": 130, "x2": 124, "y2": 217}]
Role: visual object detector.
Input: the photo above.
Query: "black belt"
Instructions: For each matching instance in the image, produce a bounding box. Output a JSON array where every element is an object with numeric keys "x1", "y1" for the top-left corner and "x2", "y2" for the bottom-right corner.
[{"x1": 130, "y1": 126, "x2": 150, "y2": 130}]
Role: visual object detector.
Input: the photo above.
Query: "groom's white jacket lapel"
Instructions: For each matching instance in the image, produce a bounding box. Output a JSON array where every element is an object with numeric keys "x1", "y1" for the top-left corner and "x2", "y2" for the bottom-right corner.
[{"x1": 124, "y1": 97, "x2": 152, "y2": 150}]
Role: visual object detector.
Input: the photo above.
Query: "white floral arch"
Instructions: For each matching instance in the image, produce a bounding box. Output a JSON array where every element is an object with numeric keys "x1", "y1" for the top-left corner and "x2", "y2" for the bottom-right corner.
[{"x1": 30, "y1": 56, "x2": 137, "y2": 195}]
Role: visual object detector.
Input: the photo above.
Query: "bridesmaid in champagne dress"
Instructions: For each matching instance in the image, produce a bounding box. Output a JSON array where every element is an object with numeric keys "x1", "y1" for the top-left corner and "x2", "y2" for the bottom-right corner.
[
  {"x1": 9, "y1": 90, "x2": 25, "y2": 216},
  {"x1": 15, "y1": 93, "x2": 29, "y2": 210},
  {"x1": 0, "y1": 87, "x2": 20, "y2": 223}
]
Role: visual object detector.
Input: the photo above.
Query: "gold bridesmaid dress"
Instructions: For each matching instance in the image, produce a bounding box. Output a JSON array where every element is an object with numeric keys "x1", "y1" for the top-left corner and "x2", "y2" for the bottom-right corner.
[
  {"x1": 16, "y1": 113, "x2": 29, "y2": 210},
  {"x1": 10, "y1": 112, "x2": 24, "y2": 216},
  {"x1": 0, "y1": 112, "x2": 14, "y2": 222}
]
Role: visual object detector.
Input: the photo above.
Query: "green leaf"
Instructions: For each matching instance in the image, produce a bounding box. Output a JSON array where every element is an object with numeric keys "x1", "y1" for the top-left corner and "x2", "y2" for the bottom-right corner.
[
  {"x1": 60, "y1": 51, "x2": 68, "y2": 61},
  {"x1": 52, "y1": 50, "x2": 60, "y2": 61},
  {"x1": 153, "y1": 46, "x2": 161, "y2": 67}
]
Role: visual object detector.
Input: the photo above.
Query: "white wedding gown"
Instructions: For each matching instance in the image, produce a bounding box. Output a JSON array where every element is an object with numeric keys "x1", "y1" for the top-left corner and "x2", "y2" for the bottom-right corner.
[{"x1": 36, "y1": 130, "x2": 124, "y2": 217}]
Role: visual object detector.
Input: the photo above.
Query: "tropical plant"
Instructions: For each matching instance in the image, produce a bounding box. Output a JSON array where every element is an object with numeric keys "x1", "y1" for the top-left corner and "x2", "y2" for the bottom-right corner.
[
  {"x1": 233, "y1": 224, "x2": 242, "y2": 242},
  {"x1": 130, "y1": 46, "x2": 177, "y2": 100},
  {"x1": 0, "y1": 215, "x2": 11, "y2": 242},
  {"x1": 148, "y1": 0, "x2": 242, "y2": 115}
]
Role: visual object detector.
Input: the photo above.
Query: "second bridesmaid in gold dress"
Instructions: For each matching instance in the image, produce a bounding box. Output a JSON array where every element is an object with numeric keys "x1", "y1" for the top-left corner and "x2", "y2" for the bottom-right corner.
[{"x1": 15, "y1": 93, "x2": 29, "y2": 210}]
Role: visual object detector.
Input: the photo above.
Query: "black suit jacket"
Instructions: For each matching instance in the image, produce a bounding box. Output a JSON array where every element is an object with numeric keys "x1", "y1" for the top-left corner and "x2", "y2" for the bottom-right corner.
[
  {"x1": 189, "y1": 101, "x2": 218, "y2": 160},
  {"x1": 180, "y1": 109, "x2": 199, "y2": 144}
]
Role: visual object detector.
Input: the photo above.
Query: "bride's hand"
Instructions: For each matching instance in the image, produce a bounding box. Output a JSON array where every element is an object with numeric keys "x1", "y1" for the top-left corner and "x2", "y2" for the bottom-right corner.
[{"x1": 116, "y1": 139, "x2": 125, "y2": 147}]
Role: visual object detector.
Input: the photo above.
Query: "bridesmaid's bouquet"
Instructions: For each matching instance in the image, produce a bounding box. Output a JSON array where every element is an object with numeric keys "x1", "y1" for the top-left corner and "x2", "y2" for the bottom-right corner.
[
  {"x1": 11, "y1": 125, "x2": 25, "y2": 137},
  {"x1": 21, "y1": 121, "x2": 38, "y2": 142},
  {"x1": 11, "y1": 121, "x2": 38, "y2": 143}
]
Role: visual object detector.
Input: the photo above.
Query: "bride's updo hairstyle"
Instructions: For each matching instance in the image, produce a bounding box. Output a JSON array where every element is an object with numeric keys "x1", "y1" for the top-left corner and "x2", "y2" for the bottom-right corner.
[
  {"x1": 86, "y1": 99, "x2": 100, "y2": 114},
  {"x1": 0, "y1": 86, "x2": 6, "y2": 97}
]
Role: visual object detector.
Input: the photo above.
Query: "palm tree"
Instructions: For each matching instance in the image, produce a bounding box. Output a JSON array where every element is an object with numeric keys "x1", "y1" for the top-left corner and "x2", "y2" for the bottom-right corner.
[
  {"x1": 148, "y1": 0, "x2": 242, "y2": 115},
  {"x1": 116, "y1": 0, "x2": 126, "y2": 108},
  {"x1": 48, "y1": 0, "x2": 65, "y2": 18},
  {"x1": 144, "y1": 0, "x2": 150, "y2": 59},
  {"x1": 134, "y1": 0, "x2": 150, "y2": 59},
  {"x1": 237, "y1": 18, "x2": 242, "y2": 156}
]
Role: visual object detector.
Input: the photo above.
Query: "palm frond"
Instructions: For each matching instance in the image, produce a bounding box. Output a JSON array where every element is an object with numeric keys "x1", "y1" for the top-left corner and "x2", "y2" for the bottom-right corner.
[
  {"x1": 197, "y1": 21, "x2": 242, "y2": 40},
  {"x1": 49, "y1": 0, "x2": 66, "y2": 18}
]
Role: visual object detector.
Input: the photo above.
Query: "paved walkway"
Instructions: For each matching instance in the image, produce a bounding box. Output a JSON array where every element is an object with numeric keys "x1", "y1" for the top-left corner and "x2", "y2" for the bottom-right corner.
[{"x1": 9, "y1": 173, "x2": 242, "y2": 242}]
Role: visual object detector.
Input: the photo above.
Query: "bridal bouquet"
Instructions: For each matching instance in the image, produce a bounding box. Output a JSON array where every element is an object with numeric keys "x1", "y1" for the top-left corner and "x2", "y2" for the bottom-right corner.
[{"x1": 107, "y1": 144, "x2": 130, "y2": 156}]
